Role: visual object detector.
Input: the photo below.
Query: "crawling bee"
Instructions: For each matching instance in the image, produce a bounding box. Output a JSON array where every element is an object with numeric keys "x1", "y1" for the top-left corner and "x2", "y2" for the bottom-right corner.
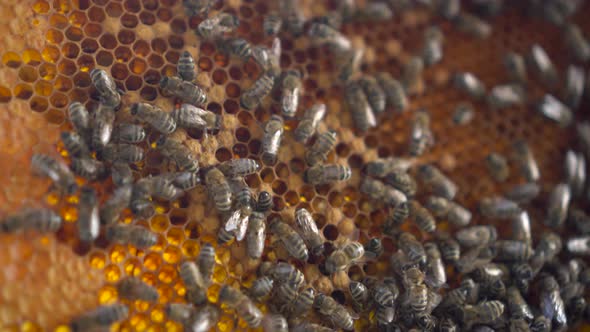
[
  {"x1": 401, "y1": 56, "x2": 424, "y2": 95},
  {"x1": 217, "y1": 225, "x2": 235, "y2": 245},
  {"x1": 313, "y1": 293, "x2": 355, "y2": 331},
  {"x1": 305, "y1": 131, "x2": 337, "y2": 166},
  {"x1": 111, "y1": 163, "x2": 133, "y2": 187},
  {"x1": 67, "y1": 101, "x2": 90, "y2": 138},
  {"x1": 90, "y1": 68, "x2": 121, "y2": 108},
  {"x1": 70, "y1": 304, "x2": 129, "y2": 332},
  {"x1": 155, "y1": 137, "x2": 199, "y2": 173},
  {"x1": 325, "y1": 241, "x2": 364, "y2": 274},
  {"x1": 384, "y1": 201, "x2": 409, "y2": 233},
  {"x1": 280, "y1": 69, "x2": 302, "y2": 118},
  {"x1": 539, "y1": 276, "x2": 567, "y2": 328},
  {"x1": 424, "y1": 242, "x2": 446, "y2": 289},
  {"x1": 563, "y1": 64, "x2": 585, "y2": 110},
  {"x1": 409, "y1": 200, "x2": 436, "y2": 233},
  {"x1": 292, "y1": 323, "x2": 336, "y2": 332},
  {"x1": 360, "y1": 177, "x2": 407, "y2": 207},
  {"x1": 205, "y1": 168, "x2": 232, "y2": 212},
  {"x1": 256, "y1": 191, "x2": 273, "y2": 214},
  {"x1": 487, "y1": 83, "x2": 526, "y2": 110},
  {"x1": 564, "y1": 150, "x2": 586, "y2": 197},
  {"x1": 417, "y1": 164, "x2": 457, "y2": 200},
  {"x1": 425, "y1": 196, "x2": 449, "y2": 217},
  {"x1": 295, "y1": 208, "x2": 325, "y2": 256},
  {"x1": 280, "y1": 0, "x2": 305, "y2": 36},
  {"x1": 494, "y1": 240, "x2": 534, "y2": 262},
  {"x1": 436, "y1": 233, "x2": 461, "y2": 263},
  {"x1": 151, "y1": 176, "x2": 181, "y2": 201},
  {"x1": 70, "y1": 158, "x2": 108, "y2": 181},
  {"x1": 100, "y1": 143, "x2": 144, "y2": 163},
  {"x1": 271, "y1": 262, "x2": 305, "y2": 287},
  {"x1": 99, "y1": 185, "x2": 132, "y2": 225},
  {"x1": 171, "y1": 171, "x2": 201, "y2": 191},
  {"x1": 479, "y1": 196, "x2": 522, "y2": 219},
  {"x1": 485, "y1": 152, "x2": 510, "y2": 182},
  {"x1": 261, "y1": 314, "x2": 288, "y2": 332},
  {"x1": 398, "y1": 232, "x2": 426, "y2": 267},
  {"x1": 345, "y1": 81, "x2": 376, "y2": 133},
  {"x1": 160, "y1": 76, "x2": 207, "y2": 106},
  {"x1": 364, "y1": 238, "x2": 383, "y2": 259},
  {"x1": 308, "y1": 23, "x2": 351, "y2": 53},
  {"x1": 1, "y1": 207, "x2": 62, "y2": 233},
  {"x1": 384, "y1": 170, "x2": 417, "y2": 198},
  {"x1": 506, "y1": 286, "x2": 534, "y2": 322},
  {"x1": 165, "y1": 303, "x2": 195, "y2": 323},
  {"x1": 246, "y1": 211, "x2": 266, "y2": 259},
  {"x1": 116, "y1": 277, "x2": 159, "y2": 302},
  {"x1": 196, "y1": 243, "x2": 215, "y2": 284},
  {"x1": 249, "y1": 276, "x2": 273, "y2": 300},
  {"x1": 219, "y1": 37, "x2": 253, "y2": 60},
  {"x1": 106, "y1": 224, "x2": 158, "y2": 248},
  {"x1": 182, "y1": 0, "x2": 213, "y2": 17},
  {"x1": 409, "y1": 110, "x2": 434, "y2": 157},
  {"x1": 372, "y1": 282, "x2": 396, "y2": 307},
  {"x1": 454, "y1": 71, "x2": 486, "y2": 100},
  {"x1": 564, "y1": 23, "x2": 590, "y2": 62},
  {"x1": 219, "y1": 285, "x2": 263, "y2": 328},
  {"x1": 263, "y1": 13, "x2": 283, "y2": 35},
  {"x1": 422, "y1": 26, "x2": 444, "y2": 66},
  {"x1": 462, "y1": 300, "x2": 505, "y2": 326},
  {"x1": 288, "y1": 288, "x2": 316, "y2": 318},
  {"x1": 358, "y1": 75, "x2": 386, "y2": 115},
  {"x1": 527, "y1": 44, "x2": 559, "y2": 89},
  {"x1": 513, "y1": 140, "x2": 540, "y2": 182},
  {"x1": 112, "y1": 123, "x2": 146, "y2": 143},
  {"x1": 78, "y1": 186, "x2": 100, "y2": 243},
  {"x1": 251, "y1": 37, "x2": 281, "y2": 78},
  {"x1": 270, "y1": 217, "x2": 308, "y2": 261},
  {"x1": 545, "y1": 183, "x2": 571, "y2": 228},
  {"x1": 453, "y1": 12, "x2": 492, "y2": 39},
  {"x1": 375, "y1": 72, "x2": 408, "y2": 113},
  {"x1": 505, "y1": 182, "x2": 540, "y2": 204},
  {"x1": 260, "y1": 115, "x2": 285, "y2": 165},
  {"x1": 338, "y1": 48, "x2": 363, "y2": 82},
  {"x1": 305, "y1": 164, "x2": 352, "y2": 185},
  {"x1": 130, "y1": 102, "x2": 176, "y2": 134},
  {"x1": 188, "y1": 306, "x2": 220, "y2": 332},
  {"x1": 294, "y1": 103, "x2": 326, "y2": 144},
  {"x1": 452, "y1": 102, "x2": 475, "y2": 126},
  {"x1": 91, "y1": 103, "x2": 116, "y2": 151},
  {"x1": 31, "y1": 153, "x2": 77, "y2": 194},
  {"x1": 349, "y1": 281, "x2": 369, "y2": 312},
  {"x1": 172, "y1": 103, "x2": 220, "y2": 132},
  {"x1": 198, "y1": 12, "x2": 239, "y2": 39},
  {"x1": 179, "y1": 261, "x2": 207, "y2": 305},
  {"x1": 177, "y1": 50, "x2": 196, "y2": 82},
  {"x1": 241, "y1": 72, "x2": 275, "y2": 110},
  {"x1": 366, "y1": 157, "x2": 414, "y2": 178},
  {"x1": 218, "y1": 158, "x2": 260, "y2": 178},
  {"x1": 61, "y1": 131, "x2": 89, "y2": 157},
  {"x1": 504, "y1": 52, "x2": 527, "y2": 84}
]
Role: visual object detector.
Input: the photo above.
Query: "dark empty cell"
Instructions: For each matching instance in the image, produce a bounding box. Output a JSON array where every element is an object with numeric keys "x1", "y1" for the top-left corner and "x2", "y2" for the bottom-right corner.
[
  {"x1": 284, "y1": 191, "x2": 299, "y2": 207},
  {"x1": 99, "y1": 33, "x2": 117, "y2": 49},
  {"x1": 121, "y1": 13, "x2": 138, "y2": 28},
  {"x1": 165, "y1": 50, "x2": 180, "y2": 64},
  {"x1": 38, "y1": 63, "x2": 56, "y2": 81},
  {"x1": 232, "y1": 143, "x2": 248, "y2": 158},
  {"x1": 210, "y1": 69, "x2": 227, "y2": 85},
  {"x1": 294, "y1": 50, "x2": 306, "y2": 64},
  {"x1": 65, "y1": 27, "x2": 84, "y2": 41},
  {"x1": 125, "y1": 75, "x2": 143, "y2": 91},
  {"x1": 300, "y1": 185, "x2": 315, "y2": 202},
  {"x1": 223, "y1": 100, "x2": 239, "y2": 114},
  {"x1": 214, "y1": 53, "x2": 229, "y2": 68},
  {"x1": 289, "y1": 158, "x2": 305, "y2": 174},
  {"x1": 140, "y1": 86, "x2": 157, "y2": 101},
  {"x1": 69, "y1": 89, "x2": 87, "y2": 103},
  {"x1": 342, "y1": 203, "x2": 357, "y2": 218},
  {"x1": 229, "y1": 66, "x2": 242, "y2": 81},
  {"x1": 61, "y1": 42, "x2": 80, "y2": 59},
  {"x1": 46, "y1": 29, "x2": 64, "y2": 44},
  {"x1": 18, "y1": 66, "x2": 37, "y2": 83},
  {"x1": 111, "y1": 63, "x2": 129, "y2": 80},
  {"x1": 73, "y1": 72, "x2": 91, "y2": 88},
  {"x1": 185, "y1": 128, "x2": 203, "y2": 140},
  {"x1": 237, "y1": 21, "x2": 251, "y2": 35},
  {"x1": 92, "y1": 0, "x2": 108, "y2": 5},
  {"x1": 115, "y1": 46, "x2": 132, "y2": 62},
  {"x1": 139, "y1": 11, "x2": 156, "y2": 25},
  {"x1": 280, "y1": 54, "x2": 292, "y2": 69},
  {"x1": 133, "y1": 40, "x2": 150, "y2": 57},
  {"x1": 248, "y1": 139, "x2": 261, "y2": 155},
  {"x1": 215, "y1": 147, "x2": 232, "y2": 162},
  {"x1": 200, "y1": 42, "x2": 216, "y2": 56},
  {"x1": 148, "y1": 54, "x2": 164, "y2": 68},
  {"x1": 306, "y1": 63, "x2": 318, "y2": 76},
  {"x1": 348, "y1": 154, "x2": 363, "y2": 169},
  {"x1": 170, "y1": 18, "x2": 187, "y2": 34},
  {"x1": 282, "y1": 38, "x2": 293, "y2": 51},
  {"x1": 143, "y1": 69, "x2": 161, "y2": 85},
  {"x1": 272, "y1": 180, "x2": 287, "y2": 195},
  {"x1": 58, "y1": 59, "x2": 76, "y2": 75},
  {"x1": 184, "y1": 221, "x2": 200, "y2": 239},
  {"x1": 260, "y1": 168, "x2": 275, "y2": 183},
  {"x1": 88, "y1": 6, "x2": 105, "y2": 22},
  {"x1": 303, "y1": 79, "x2": 317, "y2": 91},
  {"x1": 50, "y1": 92, "x2": 69, "y2": 108},
  {"x1": 124, "y1": 0, "x2": 141, "y2": 13},
  {"x1": 355, "y1": 215, "x2": 370, "y2": 230},
  {"x1": 105, "y1": 2, "x2": 123, "y2": 17},
  {"x1": 207, "y1": 102, "x2": 222, "y2": 115},
  {"x1": 169, "y1": 209, "x2": 188, "y2": 226},
  {"x1": 29, "y1": 97, "x2": 48, "y2": 112},
  {"x1": 96, "y1": 50, "x2": 113, "y2": 66},
  {"x1": 151, "y1": 38, "x2": 167, "y2": 53},
  {"x1": 243, "y1": 60, "x2": 259, "y2": 78},
  {"x1": 14, "y1": 84, "x2": 33, "y2": 99},
  {"x1": 117, "y1": 29, "x2": 136, "y2": 44},
  {"x1": 331, "y1": 290, "x2": 346, "y2": 305},
  {"x1": 237, "y1": 111, "x2": 254, "y2": 126},
  {"x1": 168, "y1": 35, "x2": 184, "y2": 49},
  {"x1": 244, "y1": 173, "x2": 260, "y2": 188},
  {"x1": 328, "y1": 192, "x2": 344, "y2": 207},
  {"x1": 272, "y1": 196, "x2": 285, "y2": 211},
  {"x1": 142, "y1": 0, "x2": 158, "y2": 10},
  {"x1": 73, "y1": 240, "x2": 91, "y2": 256},
  {"x1": 323, "y1": 224, "x2": 339, "y2": 241},
  {"x1": 81, "y1": 38, "x2": 99, "y2": 53},
  {"x1": 45, "y1": 108, "x2": 65, "y2": 124},
  {"x1": 198, "y1": 57, "x2": 213, "y2": 71},
  {"x1": 239, "y1": 5, "x2": 253, "y2": 18},
  {"x1": 55, "y1": 76, "x2": 73, "y2": 92},
  {"x1": 364, "y1": 135, "x2": 378, "y2": 148},
  {"x1": 157, "y1": 8, "x2": 172, "y2": 21},
  {"x1": 254, "y1": 107, "x2": 268, "y2": 123},
  {"x1": 235, "y1": 127, "x2": 250, "y2": 142},
  {"x1": 315, "y1": 185, "x2": 331, "y2": 197},
  {"x1": 225, "y1": 83, "x2": 240, "y2": 98}
]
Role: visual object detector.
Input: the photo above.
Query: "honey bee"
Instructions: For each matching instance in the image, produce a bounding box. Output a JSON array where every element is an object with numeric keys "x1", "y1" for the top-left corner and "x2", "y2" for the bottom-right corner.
[
  {"x1": 218, "y1": 158, "x2": 260, "y2": 179},
  {"x1": 256, "y1": 191, "x2": 273, "y2": 214},
  {"x1": 292, "y1": 323, "x2": 336, "y2": 332},
  {"x1": 246, "y1": 211, "x2": 266, "y2": 259},
  {"x1": 409, "y1": 200, "x2": 436, "y2": 233},
  {"x1": 129, "y1": 177, "x2": 155, "y2": 218},
  {"x1": 425, "y1": 196, "x2": 450, "y2": 217},
  {"x1": 179, "y1": 261, "x2": 207, "y2": 305},
  {"x1": 288, "y1": 287, "x2": 316, "y2": 318},
  {"x1": 305, "y1": 131, "x2": 337, "y2": 166},
  {"x1": 373, "y1": 283, "x2": 396, "y2": 307},
  {"x1": 486, "y1": 83, "x2": 526, "y2": 110},
  {"x1": 280, "y1": 0, "x2": 305, "y2": 36},
  {"x1": 182, "y1": 0, "x2": 213, "y2": 17},
  {"x1": 308, "y1": 23, "x2": 351, "y2": 53},
  {"x1": 384, "y1": 201, "x2": 409, "y2": 233},
  {"x1": 361, "y1": 177, "x2": 407, "y2": 207},
  {"x1": 217, "y1": 225, "x2": 235, "y2": 244},
  {"x1": 384, "y1": 170, "x2": 417, "y2": 198},
  {"x1": 344, "y1": 81, "x2": 376, "y2": 132},
  {"x1": 563, "y1": 65, "x2": 585, "y2": 110},
  {"x1": 271, "y1": 262, "x2": 305, "y2": 288},
  {"x1": 160, "y1": 76, "x2": 208, "y2": 107},
  {"x1": 326, "y1": 241, "x2": 364, "y2": 273},
  {"x1": 197, "y1": 13, "x2": 239, "y2": 39},
  {"x1": 438, "y1": 317, "x2": 458, "y2": 332},
  {"x1": 219, "y1": 37, "x2": 253, "y2": 60},
  {"x1": 417, "y1": 164, "x2": 457, "y2": 200},
  {"x1": 512, "y1": 140, "x2": 540, "y2": 182},
  {"x1": 249, "y1": 276, "x2": 274, "y2": 300},
  {"x1": 262, "y1": 314, "x2": 288, "y2": 332},
  {"x1": 241, "y1": 72, "x2": 275, "y2": 110},
  {"x1": 366, "y1": 157, "x2": 414, "y2": 178},
  {"x1": 165, "y1": 303, "x2": 195, "y2": 323},
  {"x1": 90, "y1": 68, "x2": 121, "y2": 108},
  {"x1": 171, "y1": 171, "x2": 201, "y2": 191},
  {"x1": 564, "y1": 23, "x2": 590, "y2": 62},
  {"x1": 150, "y1": 176, "x2": 182, "y2": 201},
  {"x1": 485, "y1": 152, "x2": 510, "y2": 182},
  {"x1": 436, "y1": 233, "x2": 460, "y2": 263},
  {"x1": 70, "y1": 304, "x2": 129, "y2": 332},
  {"x1": 219, "y1": 285, "x2": 263, "y2": 328},
  {"x1": 155, "y1": 137, "x2": 199, "y2": 173},
  {"x1": 539, "y1": 276, "x2": 567, "y2": 328},
  {"x1": 364, "y1": 238, "x2": 383, "y2": 259},
  {"x1": 205, "y1": 168, "x2": 232, "y2": 212},
  {"x1": 494, "y1": 240, "x2": 534, "y2": 262},
  {"x1": 189, "y1": 306, "x2": 219, "y2": 332},
  {"x1": 280, "y1": 69, "x2": 302, "y2": 118},
  {"x1": 177, "y1": 50, "x2": 196, "y2": 82},
  {"x1": 354, "y1": 2, "x2": 393, "y2": 21},
  {"x1": 77, "y1": 186, "x2": 100, "y2": 242},
  {"x1": 31, "y1": 153, "x2": 78, "y2": 194},
  {"x1": 269, "y1": 217, "x2": 309, "y2": 261},
  {"x1": 112, "y1": 123, "x2": 146, "y2": 143},
  {"x1": 402, "y1": 282, "x2": 428, "y2": 313},
  {"x1": 454, "y1": 71, "x2": 486, "y2": 100},
  {"x1": 358, "y1": 75, "x2": 386, "y2": 115},
  {"x1": 99, "y1": 185, "x2": 132, "y2": 226},
  {"x1": 91, "y1": 103, "x2": 116, "y2": 151},
  {"x1": 1, "y1": 208, "x2": 62, "y2": 233},
  {"x1": 453, "y1": 12, "x2": 492, "y2": 39},
  {"x1": 504, "y1": 52, "x2": 527, "y2": 84},
  {"x1": 116, "y1": 277, "x2": 159, "y2": 302},
  {"x1": 422, "y1": 26, "x2": 444, "y2": 66},
  {"x1": 61, "y1": 131, "x2": 90, "y2": 158},
  {"x1": 349, "y1": 281, "x2": 369, "y2": 312},
  {"x1": 338, "y1": 48, "x2": 363, "y2": 82},
  {"x1": 463, "y1": 300, "x2": 505, "y2": 327},
  {"x1": 70, "y1": 158, "x2": 107, "y2": 181},
  {"x1": 68, "y1": 101, "x2": 90, "y2": 138},
  {"x1": 130, "y1": 102, "x2": 177, "y2": 134},
  {"x1": 172, "y1": 103, "x2": 220, "y2": 132},
  {"x1": 100, "y1": 143, "x2": 144, "y2": 163},
  {"x1": 294, "y1": 103, "x2": 327, "y2": 144},
  {"x1": 545, "y1": 183, "x2": 571, "y2": 228},
  {"x1": 263, "y1": 13, "x2": 283, "y2": 35},
  {"x1": 506, "y1": 286, "x2": 534, "y2": 322},
  {"x1": 505, "y1": 182, "x2": 540, "y2": 204},
  {"x1": 305, "y1": 164, "x2": 352, "y2": 185},
  {"x1": 106, "y1": 224, "x2": 158, "y2": 248},
  {"x1": 197, "y1": 243, "x2": 215, "y2": 283},
  {"x1": 456, "y1": 225, "x2": 498, "y2": 248},
  {"x1": 424, "y1": 242, "x2": 446, "y2": 289},
  {"x1": 110, "y1": 162, "x2": 132, "y2": 187},
  {"x1": 564, "y1": 150, "x2": 586, "y2": 197},
  {"x1": 401, "y1": 56, "x2": 424, "y2": 95},
  {"x1": 251, "y1": 39, "x2": 281, "y2": 78},
  {"x1": 375, "y1": 72, "x2": 408, "y2": 113},
  {"x1": 566, "y1": 236, "x2": 590, "y2": 255},
  {"x1": 398, "y1": 232, "x2": 426, "y2": 267},
  {"x1": 409, "y1": 109, "x2": 434, "y2": 157},
  {"x1": 313, "y1": 293, "x2": 355, "y2": 331},
  {"x1": 375, "y1": 305, "x2": 396, "y2": 326},
  {"x1": 295, "y1": 207, "x2": 325, "y2": 256},
  {"x1": 527, "y1": 44, "x2": 559, "y2": 89},
  {"x1": 261, "y1": 115, "x2": 284, "y2": 165}
]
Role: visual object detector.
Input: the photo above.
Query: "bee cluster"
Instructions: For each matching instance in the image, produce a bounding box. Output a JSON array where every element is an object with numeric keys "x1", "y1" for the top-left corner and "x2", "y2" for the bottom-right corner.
[{"x1": 2, "y1": 0, "x2": 590, "y2": 330}]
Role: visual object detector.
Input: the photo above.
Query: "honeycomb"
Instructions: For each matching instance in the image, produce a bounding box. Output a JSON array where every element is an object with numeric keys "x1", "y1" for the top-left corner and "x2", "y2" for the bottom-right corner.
[{"x1": 0, "y1": 0, "x2": 590, "y2": 331}]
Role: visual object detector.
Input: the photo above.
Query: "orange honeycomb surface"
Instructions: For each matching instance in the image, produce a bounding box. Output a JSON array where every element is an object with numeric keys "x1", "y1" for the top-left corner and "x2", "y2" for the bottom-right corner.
[{"x1": 0, "y1": 0, "x2": 589, "y2": 331}]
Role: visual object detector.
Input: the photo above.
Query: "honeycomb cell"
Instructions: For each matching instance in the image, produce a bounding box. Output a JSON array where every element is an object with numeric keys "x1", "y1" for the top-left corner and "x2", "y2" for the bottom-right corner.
[
  {"x1": 143, "y1": 69, "x2": 160, "y2": 85},
  {"x1": 183, "y1": 221, "x2": 200, "y2": 239},
  {"x1": 0, "y1": 86, "x2": 13, "y2": 103},
  {"x1": 157, "y1": 8, "x2": 172, "y2": 22},
  {"x1": 151, "y1": 38, "x2": 167, "y2": 53},
  {"x1": 18, "y1": 66, "x2": 38, "y2": 83},
  {"x1": 76, "y1": 55, "x2": 95, "y2": 73},
  {"x1": 323, "y1": 224, "x2": 339, "y2": 241},
  {"x1": 14, "y1": 83, "x2": 33, "y2": 99},
  {"x1": 105, "y1": 2, "x2": 123, "y2": 17},
  {"x1": 164, "y1": 50, "x2": 180, "y2": 64},
  {"x1": 88, "y1": 6, "x2": 106, "y2": 22},
  {"x1": 215, "y1": 147, "x2": 232, "y2": 162},
  {"x1": 54, "y1": 76, "x2": 73, "y2": 92},
  {"x1": 198, "y1": 57, "x2": 213, "y2": 72},
  {"x1": 148, "y1": 54, "x2": 164, "y2": 68},
  {"x1": 61, "y1": 42, "x2": 80, "y2": 59},
  {"x1": 112, "y1": 63, "x2": 129, "y2": 80},
  {"x1": 272, "y1": 180, "x2": 287, "y2": 195},
  {"x1": 2, "y1": 51, "x2": 22, "y2": 68},
  {"x1": 58, "y1": 59, "x2": 76, "y2": 76},
  {"x1": 96, "y1": 50, "x2": 114, "y2": 66},
  {"x1": 32, "y1": 0, "x2": 50, "y2": 13},
  {"x1": 22, "y1": 49, "x2": 42, "y2": 66},
  {"x1": 166, "y1": 228, "x2": 184, "y2": 246},
  {"x1": 125, "y1": 75, "x2": 143, "y2": 91},
  {"x1": 124, "y1": 0, "x2": 141, "y2": 13},
  {"x1": 89, "y1": 251, "x2": 106, "y2": 269},
  {"x1": 125, "y1": 258, "x2": 143, "y2": 277},
  {"x1": 140, "y1": 11, "x2": 156, "y2": 25},
  {"x1": 104, "y1": 264, "x2": 121, "y2": 282},
  {"x1": 110, "y1": 244, "x2": 128, "y2": 264},
  {"x1": 83, "y1": 22, "x2": 103, "y2": 38},
  {"x1": 150, "y1": 214, "x2": 169, "y2": 233},
  {"x1": 54, "y1": 0, "x2": 72, "y2": 13},
  {"x1": 100, "y1": 33, "x2": 118, "y2": 49},
  {"x1": 65, "y1": 26, "x2": 84, "y2": 42},
  {"x1": 158, "y1": 264, "x2": 176, "y2": 284},
  {"x1": 260, "y1": 167, "x2": 275, "y2": 183},
  {"x1": 118, "y1": 29, "x2": 136, "y2": 45},
  {"x1": 162, "y1": 246, "x2": 181, "y2": 264},
  {"x1": 142, "y1": 0, "x2": 159, "y2": 11},
  {"x1": 140, "y1": 86, "x2": 157, "y2": 101},
  {"x1": 81, "y1": 38, "x2": 99, "y2": 54},
  {"x1": 144, "y1": 252, "x2": 162, "y2": 271},
  {"x1": 69, "y1": 10, "x2": 88, "y2": 26},
  {"x1": 285, "y1": 191, "x2": 299, "y2": 207},
  {"x1": 115, "y1": 46, "x2": 133, "y2": 62}
]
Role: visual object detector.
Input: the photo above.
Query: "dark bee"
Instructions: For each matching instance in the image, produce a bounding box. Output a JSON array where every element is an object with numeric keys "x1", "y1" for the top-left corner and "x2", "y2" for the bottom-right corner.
[
  {"x1": 106, "y1": 224, "x2": 158, "y2": 248},
  {"x1": 70, "y1": 158, "x2": 108, "y2": 181},
  {"x1": 256, "y1": 191, "x2": 273, "y2": 214},
  {"x1": 384, "y1": 170, "x2": 417, "y2": 198},
  {"x1": 545, "y1": 183, "x2": 571, "y2": 228},
  {"x1": 398, "y1": 232, "x2": 426, "y2": 267},
  {"x1": 401, "y1": 56, "x2": 424, "y2": 95},
  {"x1": 358, "y1": 75, "x2": 386, "y2": 115},
  {"x1": 308, "y1": 23, "x2": 351, "y2": 53},
  {"x1": 504, "y1": 51, "x2": 527, "y2": 84},
  {"x1": 219, "y1": 285, "x2": 263, "y2": 328},
  {"x1": 537, "y1": 94, "x2": 573, "y2": 127},
  {"x1": 539, "y1": 276, "x2": 567, "y2": 328},
  {"x1": 338, "y1": 48, "x2": 363, "y2": 82},
  {"x1": 100, "y1": 185, "x2": 132, "y2": 226},
  {"x1": 155, "y1": 137, "x2": 199, "y2": 173},
  {"x1": 462, "y1": 300, "x2": 505, "y2": 326},
  {"x1": 91, "y1": 103, "x2": 116, "y2": 151},
  {"x1": 179, "y1": 260, "x2": 207, "y2": 305},
  {"x1": 151, "y1": 176, "x2": 181, "y2": 201},
  {"x1": 305, "y1": 131, "x2": 337, "y2": 166},
  {"x1": 241, "y1": 72, "x2": 275, "y2": 110},
  {"x1": 68, "y1": 101, "x2": 90, "y2": 138},
  {"x1": 182, "y1": 0, "x2": 213, "y2": 17},
  {"x1": 263, "y1": 13, "x2": 283, "y2": 35},
  {"x1": 424, "y1": 242, "x2": 446, "y2": 289},
  {"x1": 364, "y1": 238, "x2": 383, "y2": 259},
  {"x1": 409, "y1": 200, "x2": 436, "y2": 233},
  {"x1": 437, "y1": 233, "x2": 461, "y2": 263},
  {"x1": 409, "y1": 109, "x2": 434, "y2": 157},
  {"x1": 456, "y1": 225, "x2": 497, "y2": 248},
  {"x1": 197, "y1": 12, "x2": 239, "y2": 39},
  {"x1": 70, "y1": 304, "x2": 128, "y2": 332},
  {"x1": 197, "y1": 243, "x2": 215, "y2": 284},
  {"x1": 375, "y1": 72, "x2": 408, "y2": 113},
  {"x1": 360, "y1": 177, "x2": 407, "y2": 207},
  {"x1": 111, "y1": 162, "x2": 133, "y2": 187},
  {"x1": 563, "y1": 64, "x2": 585, "y2": 110},
  {"x1": 485, "y1": 152, "x2": 510, "y2": 182},
  {"x1": 219, "y1": 37, "x2": 253, "y2": 60},
  {"x1": 487, "y1": 83, "x2": 526, "y2": 110},
  {"x1": 271, "y1": 262, "x2": 305, "y2": 288},
  {"x1": 280, "y1": 69, "x2": 302, "y2": 118},
  {"x1": 100, "y1": 143, "x2": 144, "y2": 163},
  {"x1": 116, "y1": 277, "x2": 159, "y2": 302},
  {"x1": 249, "y1": 276, "x2": 273, "y2": 300},
  {"x1": 422, "y1": 26, "x2": 444, "y2": 66},
  {"x1": 417, "y1": 164, "x2": 457, "y2": 200},
  {"x1": 218, "y1": 158, "x2": 260, "y2": 178},
  {"x1": 31, "y1": 153, "x2": 77, "y2": 194},
  {"x1": 305, "y1": 164, "x2": 352, "y2": 185},
  {"x1": 564, "y1": 149, "x2": 585, "y2": 198},
  {"x1": 345, "y1": 81, "x2": 376, "y2": 133},
  {"x1": 512, "y1": 211, "x2": 532, "y2": 246},
  {"x1": 313, "y1": 293, "x2": 354, "y2": 331},
  {"x1": 90, "y1": 68, "x2": 121, "y2": 108},
  {"x1": 160, "y1": 76, "x2": 207, "y2": 107},
  {"x1": 326, "y1": 241, "x2": 364, "y2": 274},
  {"x1": 479, "y1": 196, "x2": 522, "y2": 219},
  {"x1": 61, "y1": 131, "x2": 89, "y2": 157},
  {"x1": 295, "y1": 207, "x2": 324, "y2": 256},
  {"x1": 373, "y1": 282, "x2": 396, "y2": 307},
  {"x1": 564, "y1": 23, "x2": 590, "y2": 62},
  {"x1": 494, "y1": 240, "x2": 534, "y2": 262},
  {"x1": 294, "y1": 103, "x2": 326, "y2": 144},
  {"x1": 261, "y1": 115, "x2": 284, "y2": 165},
  {"x1": 513, "y1": 140, "x2": 540, "y2": 182},
  {"x1": 366, "y1": 157, "x2": 413, "y2": 178},
  {"x1": 1, "y1": 207, "x2": 62, "y2": 233},
  {"x1": 172, "y1": 103, "x2": 220, "y2": 132},
  {"x1": 354, "y1": 2, "x2": 392, "y2": 21},
  {"x1": 177, "y1": 50, "x2": 196, "y2": 82},
  {"x1": 531, "y1": 315, "x2": 551, "y2": 332},
  {"x1": 205, "y1": 168, "x2": 232, "y2": 212},
  {"x1": 527, "y1": 44, "x2": 559, "y2": 89},
  {"x1": 261, "y1": 314, "x2": 288, "y2": 332},
  {"x1": 292, "y1": 323, "x2": 335, "y2": 332},
  {"x1": 251, "y1": 37, "x2": 281, "y2": 78},
  {"x1": 452, "y1": 102, "x2": 475, "y2": 125},
  {"x1": 280, "y1": 0, "x2": 305, "y2": 36},
  {"x1": 453, "y1": 12, "x2": 492, "y2": 39},
  {"x1": 384, "y1": 201, "x2": 410, "y2": 233},
  {"x1": 566, "y1": 236, "x2": 590, "y2": 255},
  {"x1": 454, "y1": 71, "x2": 486, "y2": 100},
  {"x1": 112, "y1": 123, "x2": 146, "y2": 143},
  {"x1": 129, "y1": 178, "x2": 155, "y2": 219},
  {"x1": 349, "y1": 281, "x2": 369, "y2": 312},
  {"x1": 171, "y1": 171, "x2": 201, "y2": 191},
  {"x1": 130, "y1": 102, "x2": 176, "y2": 134},
  {"x1": 217, "y1": 225, "x2": 235, "y2": 245},
  {"x1": 269, "y1": 217, "x2": 308, "y2": 261},
  {"x1": 505, "y1": 182, "x2": 540, "y2": 204},
  {"x1": 246, "y1": 211, "x2": 266, "y2": 259},
  {"x1": 165, "y1": 303, "x2": 195, "y2": 323},
  {"x1": 506, "y1": 286, "x2": 534, "y2": 321},
  {"x1": 78, "y1": 186, "x2": 100, "y2": 243},
  {"x1": 288, "y1": 287, "x2": 315, "y2": 318}
]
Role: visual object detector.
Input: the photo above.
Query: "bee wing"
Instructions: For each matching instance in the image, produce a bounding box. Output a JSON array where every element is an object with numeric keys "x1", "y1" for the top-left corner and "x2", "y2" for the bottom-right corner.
[
  {"x1": 224, "y1": 210, "x2": 242, "y2": 232},
  {"x1": 235, "y1": 214, "x2": 250, "y2": 242},
  {"x1": 296, "y1": 213, "x2": 320, "y2": 236}
]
